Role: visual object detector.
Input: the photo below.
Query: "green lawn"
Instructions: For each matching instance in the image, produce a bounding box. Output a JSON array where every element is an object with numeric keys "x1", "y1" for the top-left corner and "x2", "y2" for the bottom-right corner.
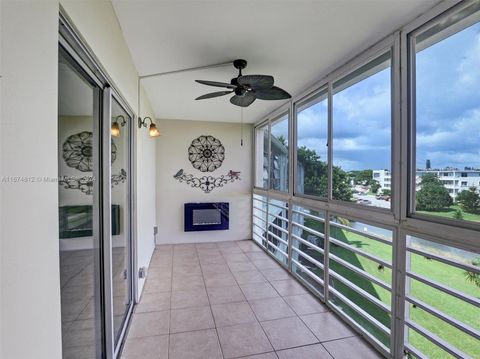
[
  {"x1": 298, "y1": 218, "x2": 480, "y2": 359},
  {"x1": 418, "y1": 205, "x2": 480, "y2": 223}
]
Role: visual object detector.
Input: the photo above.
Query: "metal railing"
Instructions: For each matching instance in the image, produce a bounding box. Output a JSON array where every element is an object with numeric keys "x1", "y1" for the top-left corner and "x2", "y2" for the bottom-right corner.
[{"x1": 251, "y1": 191, "x2": 480, "y2": 359}]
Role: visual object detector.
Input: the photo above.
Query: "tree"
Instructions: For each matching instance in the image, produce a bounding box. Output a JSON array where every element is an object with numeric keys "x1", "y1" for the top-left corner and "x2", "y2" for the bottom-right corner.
[
  {"x1": 456, "y1": 187, "x2": 480, "y2": 214},
  {"x1": 453, "y1": 209, "x2": 464, "y2": 220},
  {"x1": 464, "y1": 257, "x2": 480, "y2": 288},
  {"x1": 416, "y1": 173, "x2": 453, "y2": 211},
  {"x1": 350, "y1": 170, "x2": 373, "y2": 185},
  {"x1": 370, "y1": 181, "x2": 381, "y2": 194},
  {"x1": 297, "y1": 146, "x2": 352, "y2": 201},
  {"x1": 382, "y1": 189, "x2": 392, "y2": 196}
]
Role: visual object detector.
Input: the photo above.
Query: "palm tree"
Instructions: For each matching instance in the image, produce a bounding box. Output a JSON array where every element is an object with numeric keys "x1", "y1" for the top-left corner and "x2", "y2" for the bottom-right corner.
[{"x1": 464, "y1": 257, "x2": 480, "y2": 288}]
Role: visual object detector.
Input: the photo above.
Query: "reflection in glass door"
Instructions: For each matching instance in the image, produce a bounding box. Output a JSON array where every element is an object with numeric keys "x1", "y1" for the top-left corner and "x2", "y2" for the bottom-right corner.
[
  {"x1": 58, "y1": 44, "x2": 134, "y2": 358},
  {"x1": 110, "y1": 98, "x2": 133, "y2": 348},
  {"x1": 58, "y1": 47, "x2": 104, "y2": 359}
]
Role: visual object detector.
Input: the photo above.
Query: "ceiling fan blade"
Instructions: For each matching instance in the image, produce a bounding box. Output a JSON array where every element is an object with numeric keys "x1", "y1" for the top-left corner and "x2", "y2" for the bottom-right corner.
[
  {"x1": 254, "y1": 86, "x2": 291, "y2": 100},
  {"x1": 230, "y1": 93, "x2": 256, "y2": 107},
  {"x1": 196, "y1": 80, "x2": 236, "y2": 89},
  {"x1": 195, "y1": 91, "x2": 233, "y2": 100},
  {"x1": 237, "y1": 75, "x2": 274, "y2": 89}
]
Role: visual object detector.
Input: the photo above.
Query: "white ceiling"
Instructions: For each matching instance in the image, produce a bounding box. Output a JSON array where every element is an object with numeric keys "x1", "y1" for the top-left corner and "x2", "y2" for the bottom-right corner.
[{"x1": 112, "y1": 0, "x2": 439, "y2": 124}]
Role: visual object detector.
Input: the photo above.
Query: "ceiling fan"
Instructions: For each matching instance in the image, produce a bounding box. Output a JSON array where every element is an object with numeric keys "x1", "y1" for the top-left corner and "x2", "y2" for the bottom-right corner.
[{"x1": 195, "y1": 59, "x2": 291, "y2": 107}]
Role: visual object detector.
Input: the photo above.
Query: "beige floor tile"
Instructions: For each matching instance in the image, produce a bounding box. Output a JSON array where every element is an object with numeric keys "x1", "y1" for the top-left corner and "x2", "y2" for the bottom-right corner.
[
  {"x1": 322, "y1": 336, "x2": 382, "y2": 359},
  {"x1": 261, "y1": 268, "x2": 292, "y2": 281},
  {"x1": 171, "y1": 288, "x2": 209, "y2": 309},
  {"x1": 227, "y1": 261, "x2": 258, "y2": 273},
  {"x1": 169, "y1": 329, "x2": 223, "y2": 359},
  {"x1": 171, "y1": 274, "x2": 205, "y2": 291},
  {"x1": 249, "y1": 297, "x2": 296, "y2": 321},
  {"x1": 251, "y1": 258, "x2": 281, "y2": 270},
  {"x1": 211, "y1": 301, "x2": 257, "y2": 327},
  {"x1": 172, "y1": 264, "x2": 202, "y2": 277},
  {"x1": 270, "y1": 279, "x2": 308, "y2": 296},
  {"x1": 217, "y1": 322, "x2": 273, "y2": 359},
  {"x1": 136, "y1": 292, "x2": 171, "y2": 313},
  {"x1": 240, "y1": 282, "x2": 279, "y2": 301},
  {"x1": 233, "y1": 270, "x2": 267, "y2": 284},
  {"x1": 170, "y1": 306, "x2": 215, "y2": 333},
  {"x1": 143, "y1": 278, "x2": 171, "y2": 294},
  {"x1": 128, "y1": 311, "x2": 170, "y2": 338},
  {"x1": 200, "y1": 263, "x2": 230, "y2": 275},
  {"x1": 240, "y1": 353, "x2": 278, "y2": 359},
  {"x1": 223, "y1": 252, "x2": 250, "y2": 263},
  {"x1": 121, "y1": 335, "x2": 169, "y2": 359},
  {"x1": 301, "y1": 312, "x2": 356, "y2": 342},
  {"x1": 261, "y1": 316, "x2": 318, "y2": 350},
  {"x1": 207, "y1": 285, "x2": 246, "y2": 304},
  {"x1": 276, "y1": 343, "x2": 333, "y2": 359},
  {"x1": 204, "y1": 272, "x2": 237, "y2": 288},
  {"x1": 199, "y1": 255, "x2": 226, "y2": 264},
  {"x1": 283, "y1": 293, "x2": 328, "y2": 315}
]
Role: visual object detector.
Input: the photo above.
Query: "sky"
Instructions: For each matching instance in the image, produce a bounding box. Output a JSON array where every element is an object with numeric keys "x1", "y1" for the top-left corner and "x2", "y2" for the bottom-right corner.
[{"x1": 292, "y1": 21, "x2": 480, "y2": 172}]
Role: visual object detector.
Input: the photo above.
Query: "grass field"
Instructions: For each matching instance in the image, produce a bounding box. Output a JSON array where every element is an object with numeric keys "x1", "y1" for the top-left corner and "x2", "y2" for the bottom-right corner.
[
  {"x1": 418, "y1": 204, "x2": 480, "y2": 223},
  {"x1": 297, "y1": 217, "x2": 480, "y2": 359}
]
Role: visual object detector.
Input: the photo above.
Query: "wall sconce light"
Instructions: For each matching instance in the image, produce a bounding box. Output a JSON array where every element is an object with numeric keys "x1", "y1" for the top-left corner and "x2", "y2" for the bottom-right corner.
[
  {"x1": 111, "y1": 115, "x2": 127, "y2": 137},
  {"x1": 138, "y1": 116, "x2": 161, "y2": 137}
]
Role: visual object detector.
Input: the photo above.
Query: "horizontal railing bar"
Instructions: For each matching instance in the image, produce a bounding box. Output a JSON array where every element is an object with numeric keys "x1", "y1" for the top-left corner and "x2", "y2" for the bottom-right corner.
[
  {"x1": 253, "y1": 197, "x2": 268, "y2": 205},
  {"x1": 266, "y1": 241, "x2": 288, "y2": 259},
  {"x1": 292, "y1": 221, "x2": 325, "y2": 239},
  {"x1": 329, "y1": 237, "x2": 392, "y2": 269},
  {"x1": 269, "y1": 212, "x2": 289, "y2": 223},
  {"x1": 405, "y1": 320, "x2": 472, "y2": 359},
  {"x1": 292, "y1": 246, "x2": 325, "y2": 269},
  {"x1": 327, "y1": 301, "x2": 391, "y2": 357},
  {"x1": 292, "y1": 208, "x2": 326, "y2": 223},
  {"x1": 291, "y1": 233, "x2": 325, "y2": 255},
  {"x1": 407, "y1": 246, "x2": 480, "y2": 274},
  {"x1": 253, "y1": 214, "x2": 267, "y2": 223},
  {"x1": 329, "y1": 287, "x2": 391, "y2": 335},
  {"x1": 406, "y1": 271, "x2": 480, "y2": 307},
  {"x1": 329, "y1": 269, "x2": 391, "y2": 313},
  {"x1": 268, "y1": 200, "x2": 289, "y2": 211},
  {"x1": 253, "y1": 222, "x2": 266, "y2": 232},
  {"x1": 329, "y1": 253, "x2": 392, "y2": 291},
  {"x1": 292, "y1": 258, "x2": 325, "y2": 286},
  {"x1": 404, "y1": 343, "x2": 429, "y2": 359},
  {"x1": 405, "y1": 295, "x2": 480, "y2": 340},
  {"x1": 268, "y1": 221, "x2": 289, "y2": 235},
  {"x1": 253, "y1": 206, "x2": 267, "y2": 214},
  {"x1": 267, "y1": 231, "x2": 288, "y2": 246},
  {"x1": 329, "y1": 221, "x2": 393, "y2": 245}
]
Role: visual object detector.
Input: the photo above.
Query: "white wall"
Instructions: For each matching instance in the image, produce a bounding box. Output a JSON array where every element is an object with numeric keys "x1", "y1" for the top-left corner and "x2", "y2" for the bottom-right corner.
[
  {"x1": 0, "y1": 1, "x2": 157, "y2": 358},
  {"x1": 1, "y1": 2, "x2": 62, "y2": 359},
  {"x1": 61, "y1": 0, "x2": 157, "y2": 299},
  {"x1": 156, "y1": 119, "x2": 252, "y2": 245}
]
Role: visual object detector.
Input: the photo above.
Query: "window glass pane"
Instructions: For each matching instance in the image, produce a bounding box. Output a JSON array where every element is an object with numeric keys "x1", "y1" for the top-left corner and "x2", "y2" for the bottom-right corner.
[
  {"x1": 291, "y1": 206, "x2": 325, "y2": 294},
  {"x1": 405, "y1": 234, "x2": 480, "y2": 358},
  {"x1": 329, "y1": 216, "x2": 393, "y2": 349},
  {"x1": 296, "y1": 89, "x2": 328, "y2": 198},
  {"x1": 332, "y1": 52, "x2": 392, "y2": 209},
  {"x1": 270, "y1": 114, "x2": 289, "y2": 192},
  {"x1": 254, "y1": 124, "x2": 269, "y2": 188},
  {"x1": 267, "y1": 199, "x2": 289, "y2": 265},
  {"x1": 414, "y1": 3, "x2": 480, "y2": 224}
]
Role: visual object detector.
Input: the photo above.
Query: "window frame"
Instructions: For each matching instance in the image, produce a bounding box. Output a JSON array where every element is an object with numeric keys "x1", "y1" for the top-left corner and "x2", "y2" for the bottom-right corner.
[{"x1": 404, "y1": 0, "x2": 480, "y2": 232}]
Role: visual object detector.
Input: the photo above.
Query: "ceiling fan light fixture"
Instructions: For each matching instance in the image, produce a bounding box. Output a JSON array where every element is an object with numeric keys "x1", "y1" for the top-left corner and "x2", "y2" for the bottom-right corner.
[{"x1": 195, "y1": 59, "x2": 291, "y2": 107}]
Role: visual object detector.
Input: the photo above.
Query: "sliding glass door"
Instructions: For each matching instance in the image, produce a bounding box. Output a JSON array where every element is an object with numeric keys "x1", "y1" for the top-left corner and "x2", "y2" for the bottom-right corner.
[{"x1": 58, "y1": 44, "x2": 134, "y2": 359}]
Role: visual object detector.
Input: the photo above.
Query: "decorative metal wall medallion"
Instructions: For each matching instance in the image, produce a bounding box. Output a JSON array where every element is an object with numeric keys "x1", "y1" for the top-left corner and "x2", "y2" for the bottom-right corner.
[
  {"x1": 59, "y1": 169, "x2": 127, "y2": 195},
  {"x1": 63, "y1": 131, "x2": 117, "y2": 171},
  {"x1": 188, "y1": 135, "x2": 225, "y2": 172},
  {"x1": 173, "y1": 169, "x2": 240, "y2": 193}
]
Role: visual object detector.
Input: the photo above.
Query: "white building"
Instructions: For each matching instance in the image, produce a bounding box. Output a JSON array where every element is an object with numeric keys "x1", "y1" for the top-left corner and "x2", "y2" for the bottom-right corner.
[
  {"x1": 373, "y1": 169, "x2": 391, "y2": 191},
  {"x1": 374, "y1": 169, "x2": 480, "y2": 199}
]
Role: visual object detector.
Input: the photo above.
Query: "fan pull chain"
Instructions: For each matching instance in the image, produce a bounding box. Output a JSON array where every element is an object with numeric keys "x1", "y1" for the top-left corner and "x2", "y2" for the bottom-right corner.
[{"x1": 240, "y1": 107, "x2": 244, "y2": 146}]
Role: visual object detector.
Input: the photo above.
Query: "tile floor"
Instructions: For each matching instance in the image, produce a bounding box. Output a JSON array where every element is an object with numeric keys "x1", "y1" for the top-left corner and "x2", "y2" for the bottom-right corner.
[{"x1": 120, "y1": 240, "x2": 382, "y2": 359}]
